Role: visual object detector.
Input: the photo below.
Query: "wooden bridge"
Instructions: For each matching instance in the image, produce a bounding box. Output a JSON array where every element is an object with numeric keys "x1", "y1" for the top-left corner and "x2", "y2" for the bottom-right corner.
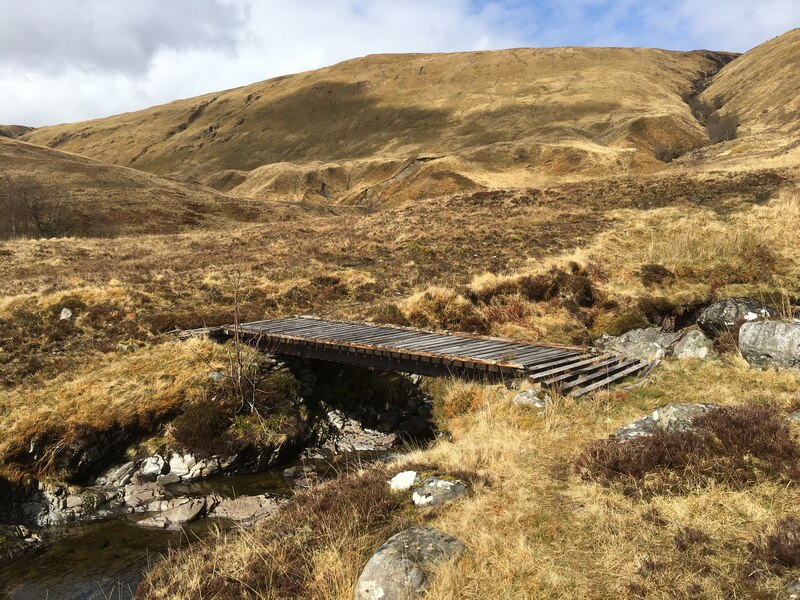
[{"x1": 184, "y1": 316, "x2": 649, "y2": 396}]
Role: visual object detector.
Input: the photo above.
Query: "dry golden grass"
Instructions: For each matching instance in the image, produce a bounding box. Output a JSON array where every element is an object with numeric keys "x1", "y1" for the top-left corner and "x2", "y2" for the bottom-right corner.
[
  {"x1": 133, "y1": 359, "x2": 800, "y2": 599},
  {"x1": 0, "y1": 338, "x2": 225, "y2": 481},
  {"x1": 24, "y1": 46, "x2": 735, "y2": 203}
]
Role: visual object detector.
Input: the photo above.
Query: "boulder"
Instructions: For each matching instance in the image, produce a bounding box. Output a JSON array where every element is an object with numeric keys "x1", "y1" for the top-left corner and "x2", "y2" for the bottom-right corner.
[
  {"x1": 354, "y1": 527, "x2": 468, "y2": 600},
  {"x1": 739, "y1": 321, "x2": 800, "y2": 370},
  {"x1": 697, "y1": 298, "x2": 775, "y2": 336},
  {"x1": 595, "y1": 328, "x2": 681, "y2": 362},
  {"x1": 135, "y1": 497, "x2": 206, "y2": 530},
  {"x1": 672, "y1": 330, "x2": 714, "y2": 360},
  {"x1": 210, "y1": 495, "x2": 281, "y2": 524},
  {"x1": 411, "y1": 477, "x2": 468, "y2": 508},
  {"x1": 614, "y1": 404, "x2": 717, "y2": 440}
]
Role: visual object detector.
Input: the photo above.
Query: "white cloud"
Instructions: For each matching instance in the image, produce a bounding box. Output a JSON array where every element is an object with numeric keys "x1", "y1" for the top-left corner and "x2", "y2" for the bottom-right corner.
[{"x1": 0, "y1": 0, "x2": 797, "y2": 126}]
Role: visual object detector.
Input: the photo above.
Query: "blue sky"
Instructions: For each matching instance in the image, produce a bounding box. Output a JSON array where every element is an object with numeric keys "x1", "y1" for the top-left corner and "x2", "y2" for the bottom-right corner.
[{"x1": 1, "y1": 0, "x2": 798, "y2": 126}]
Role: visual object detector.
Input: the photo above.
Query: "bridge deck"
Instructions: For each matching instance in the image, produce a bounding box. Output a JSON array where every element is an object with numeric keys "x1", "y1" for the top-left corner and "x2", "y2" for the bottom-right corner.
[{"x1": 189, "y1": 316, "x2": 647, "y2": 396}]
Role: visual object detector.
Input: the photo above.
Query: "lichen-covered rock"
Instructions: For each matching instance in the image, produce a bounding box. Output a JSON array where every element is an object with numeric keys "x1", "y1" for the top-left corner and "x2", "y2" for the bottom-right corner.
[
  {"x1": 512, "y1": 387, "x2": 549, "y2": 408},
  {"x1": 595, "y1": 328, "x2": 681, "y2": 362},
  {"x1": 698, "y1": 298, "x2": 775, "y2": 336},
  {"x1": 354, "y1": 527, "x2": 468, "y2": 600},
  {"x1": 614, "y1": 404, "x2": 717, "y2": 440},
  {"x1": 411, "y1": 477, "x2": 468, "y2": 508},
  {"x1": 673, "y1": 330, "x2": 714, "y2": 360},
  {"x1": 739, "y1": 321, "x2": 800, "y2": 370}
]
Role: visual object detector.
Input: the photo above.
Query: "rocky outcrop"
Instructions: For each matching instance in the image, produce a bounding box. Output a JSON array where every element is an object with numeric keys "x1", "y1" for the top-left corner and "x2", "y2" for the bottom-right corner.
[
  {"x1": 698, "y1": 298, "x2": 775, "y2": 336},
  {"x1": 209, "y1": 494, "x2": 282, "y2": 525},
  {"x1": 595, "y1": 328, "x2": 682, "y2": 362},
  {"x1": 739, "y1": 321, "x2": 800, "y2": 369},
  {"x1": 614, "y1": 404, "x2": 717, "y2": 440},
  {"x1": 323, "y1": 410, "x2": 399, "y2": 453},
  {"x1": 354, "y1": 527, "x2": 468, "y2": 600},
  {"x1": 0, "y1": 524, "x2": 43, "y2": 561},
  {"x1": 411, "y1": 477, "x2": 468, "y2": 508},
  {"x1": 135, "y1": 497, "x2": 208, "y2": 530}
]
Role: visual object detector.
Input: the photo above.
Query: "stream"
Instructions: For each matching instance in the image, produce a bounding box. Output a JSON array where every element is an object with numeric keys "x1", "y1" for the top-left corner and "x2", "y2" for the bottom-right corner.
[{"x1": 0, "y1": 450, "x2": 391, "y2": 600}]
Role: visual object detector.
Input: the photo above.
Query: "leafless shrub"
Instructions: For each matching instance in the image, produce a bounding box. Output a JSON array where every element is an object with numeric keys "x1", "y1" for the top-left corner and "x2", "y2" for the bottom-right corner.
[
  {"x1": 706, "y1": 113, "x2": 739, "y2": 144},
  {"x1": 0, "y1": 176, "x2": 75, "y2": 238}
]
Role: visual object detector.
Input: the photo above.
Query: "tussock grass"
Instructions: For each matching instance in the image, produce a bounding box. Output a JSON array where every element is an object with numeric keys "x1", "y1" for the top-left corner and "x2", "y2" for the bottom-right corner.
[{"x1": 0, "y1": 339, "x2": 224, "y2": 481}]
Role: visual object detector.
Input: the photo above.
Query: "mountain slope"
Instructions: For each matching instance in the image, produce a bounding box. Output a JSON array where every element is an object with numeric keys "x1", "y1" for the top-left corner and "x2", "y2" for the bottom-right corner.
[
  {"x1": 703, "y1": 28, "x2": 800, "y2": 135},
  {"x1": 25, "y1": 47, "x2": 733, "y2": 203},
  {"x1": 0, "y1": 137, "x2": 292, "y2": 236}
]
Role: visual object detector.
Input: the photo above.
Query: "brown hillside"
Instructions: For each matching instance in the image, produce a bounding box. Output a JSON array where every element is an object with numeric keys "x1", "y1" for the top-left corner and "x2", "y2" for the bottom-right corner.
[
  {"x1": 703, "y1": 28, "x2": 800, "y2": 135},
  {"x1": 0, "y1": 125, "x2": 33, "y2": 139},
  {"x1": 25, "y1": 48, "x2": 733, "y2": 203},
  {"x1": 0, "y1": 137, "x2": 298, "y2": 236}
]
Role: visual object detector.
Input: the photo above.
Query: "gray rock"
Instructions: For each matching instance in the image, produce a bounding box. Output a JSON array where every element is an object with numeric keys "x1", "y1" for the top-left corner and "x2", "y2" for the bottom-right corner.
[
  {"x1": 389, "y1": 471, "x2": 419, "y2": 492},
  {"x1": 157, "y1": 472, "x2": 181, "y2": 486},
  {"x1": 324, "y1": 410, "x2": 398, "y2": 452},
  {"x1": 208, "y1": 371, "x2": 225, "y2": 382},
  {"x1": 168, "y1": 453, "x2": 197, "y2": 478},
  {"x1": 788, "y1": 579, "x2": 800, "y2": 600},
  {"x1": 123, "y1": 482, "x2": 169, "y2": 512},
  {"x1": 739, "y1": 321, "x2": 800, "y2": 370},
  {"x1": 698, "y1": 298, "x2": 775, "y2": 336},
  {"x1": 614, "y1": 404, "x2": 716, "y2": 440},
  {"x1": 354, "y1": 526, "x2": 468, "y2": 600},
  {"x1": 673, "y1": 330, "x2": 714, "y2": 360},
  {"x1": 59, "y1": 307, "x2": 73, "y2": 321},
  {"x1": 411, "y1": 477, "x2": 468, "y2": 508},
  {"x1": 210, "y1": 495, "x2": 281, "y2": 524},
  {"x1": 595, "y1": 328, "x2": 681, "y2": 362},
  {"x1": 136, "y1": 497, "x2": 206, "y2": 530},
  {"x1": 138, "y1": 455, "x2": 166, "y2": 480},
  {"x1": 512, "y1": 388, "x2": 549, "y2": 408},
  {"x1": 96, "y1": 461, "x2": 137, "y2": 487}
]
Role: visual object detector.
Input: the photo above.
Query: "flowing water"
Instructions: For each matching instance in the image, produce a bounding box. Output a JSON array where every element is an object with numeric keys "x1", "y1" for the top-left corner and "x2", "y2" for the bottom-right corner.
[{"x1": 0, "y1": 450, "x2": 391, "y2": 599}]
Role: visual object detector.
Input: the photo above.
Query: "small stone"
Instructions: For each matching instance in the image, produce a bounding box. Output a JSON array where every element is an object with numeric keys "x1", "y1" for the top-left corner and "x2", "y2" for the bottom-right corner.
[
  {"x1": 787, "y1": 579, "x2": 800, "y2": 600},
  {"x1": 208, "y1": 371, "x2": 224, "y2": 382},
  {"x1": 59, "y1": 307, "x2": 73, "y2": 321},
  {"x1": 411, "y1": 477, "x2": 468, "y2": 508},
  {"x1": 389, "y1": 471, "x2": 418, "y2": 492},
  {"x1": 354, "y1": 527, "x2": 468, "y2": 600}
]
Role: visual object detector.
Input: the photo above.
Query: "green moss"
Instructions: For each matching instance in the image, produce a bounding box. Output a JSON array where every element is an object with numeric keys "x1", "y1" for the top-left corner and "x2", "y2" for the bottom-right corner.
[{"x1": 591, "y1": 308, "x2": 650, "y2": 337}]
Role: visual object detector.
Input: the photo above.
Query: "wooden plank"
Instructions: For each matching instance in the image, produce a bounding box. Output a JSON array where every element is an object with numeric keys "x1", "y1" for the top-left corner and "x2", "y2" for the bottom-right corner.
[
  {"x1": 568, "y1": 361, "x2": 648, "y2": 396},
  {"x1": 560, "y1": 359, "x2": 641, "y2": 391},
  {"x1": 529, "y1": 354, "x2": 614, "y2": 379},
  {"x1": 540, "y1": 356, "x2": 625, "y2": 386}
]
